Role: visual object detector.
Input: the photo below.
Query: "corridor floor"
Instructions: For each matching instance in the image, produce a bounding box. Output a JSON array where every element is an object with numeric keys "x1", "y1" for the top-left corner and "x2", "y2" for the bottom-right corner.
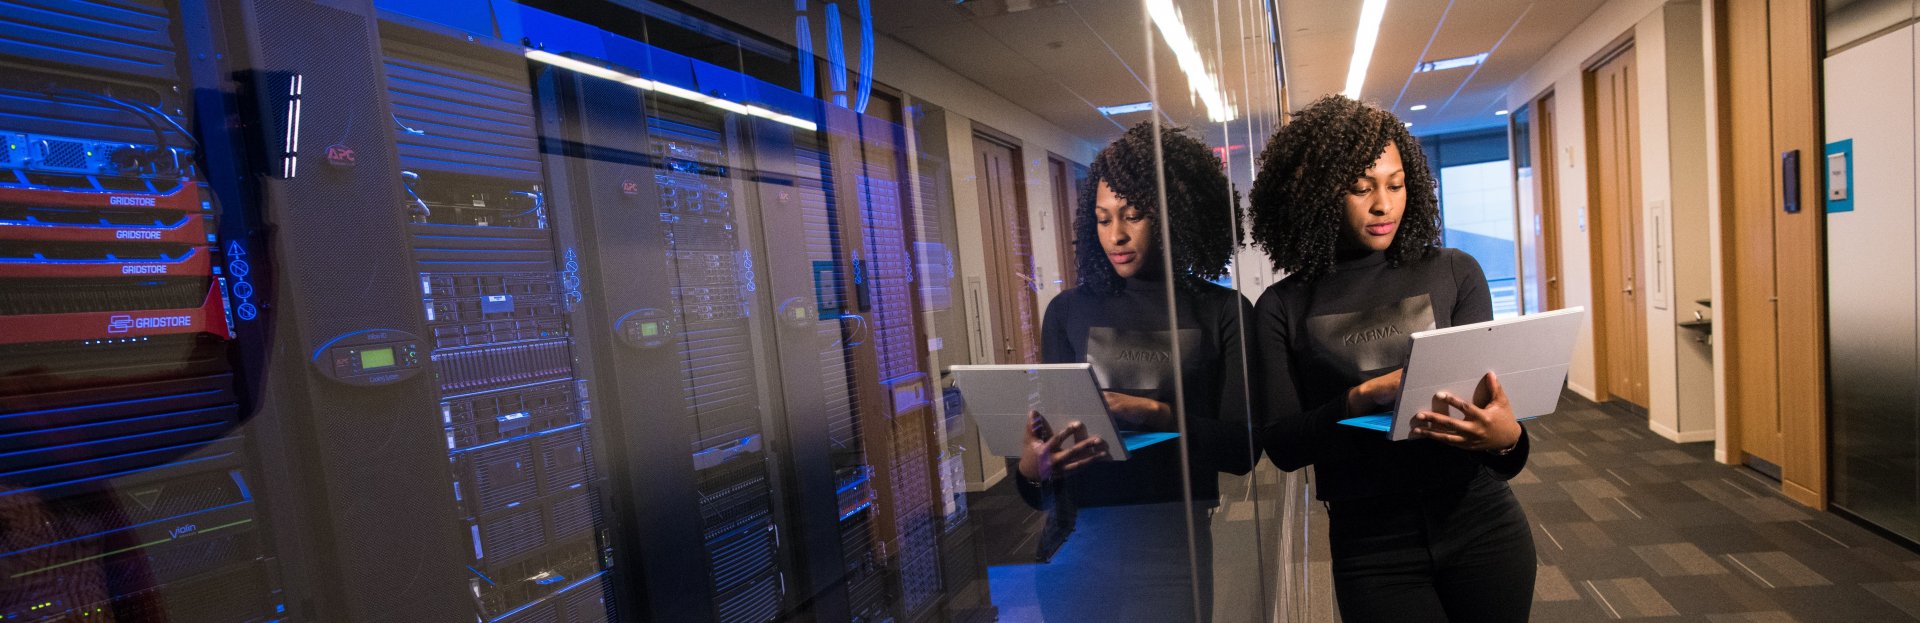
[
  {"x1": 1489, "y1": 394, "x2": 1920, "y2": 621},
  {"x1": 968, "y1": 393, "x2": 1920, "y2": 621}
]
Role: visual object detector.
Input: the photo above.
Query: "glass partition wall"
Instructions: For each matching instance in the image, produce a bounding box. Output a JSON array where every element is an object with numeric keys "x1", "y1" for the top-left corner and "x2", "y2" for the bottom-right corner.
[{"x1": 0, "y1": 0, "x2": 1300, "y2": 622}]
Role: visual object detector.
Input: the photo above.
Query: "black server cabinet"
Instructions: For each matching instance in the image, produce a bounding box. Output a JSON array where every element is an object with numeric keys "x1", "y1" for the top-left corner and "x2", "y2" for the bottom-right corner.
[
  {"x1": 0, "y1": 0, "x2": 283, "y2": 620},
  {"x1": 537, "y1": 66, "x2": 795, "y2": 623},
  {"x1": 376, "y1": 16, "x2": 615, "y2": 623},
  {"x1": 231, "y1": 2, "x2": 612, "y2": 621},
  {"x1": 743, "y1": 117, "x2": 887, "y2": 623}
]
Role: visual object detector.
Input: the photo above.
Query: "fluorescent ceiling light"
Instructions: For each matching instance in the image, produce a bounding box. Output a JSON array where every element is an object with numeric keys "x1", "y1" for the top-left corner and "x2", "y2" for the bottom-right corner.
[
  {"x1": 525, "y1": 49, "x2": 818, "y2": 131},
  {"x1": 1495, "y1": 109, "x2": 1509, "y2": 116},
  {"x1": 1342, "y1": 0, "x2": 1390, "y2": 99},
  {"x1": 1098, "y1": 101, "x2": 1155, "y2": 116},
  {"x1": 1147, "y1": 0, "x2": 1236, "y2": 122},
  {"x1": 1415, "y1": 52, "x2": 1488, "y2": 73},
  {"x1": 1403, "y1": 122, "x2": 1412, "y2": 127},
  {"x1": 1409, "y1": 104, "x2": 1427, "y2": 111}
]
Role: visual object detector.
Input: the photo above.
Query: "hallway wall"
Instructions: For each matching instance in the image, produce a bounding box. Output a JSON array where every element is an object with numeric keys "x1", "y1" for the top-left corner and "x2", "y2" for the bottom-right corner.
[{"x1": 1505, "y1": 0, "x2": 1717, "y2": 443}]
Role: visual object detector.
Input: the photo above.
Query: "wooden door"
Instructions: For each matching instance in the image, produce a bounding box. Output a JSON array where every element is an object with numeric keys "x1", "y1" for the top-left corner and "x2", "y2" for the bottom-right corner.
[
  {"x1": 1724, "y1": 0, "x2": 1786, "y2": 469},
  {"x1": 1719, "y1": 0, "x2": 1826, "y2": 501},
  {"x1": 1536, "y1": 94, "x2": 1566, "y2": 311},
  {"x1": 1588, "y1": 46, "x2": 1651, "y2": 407},
  {"x1": 973, "y1": 135, "x2": 1039, "y2": 364}
]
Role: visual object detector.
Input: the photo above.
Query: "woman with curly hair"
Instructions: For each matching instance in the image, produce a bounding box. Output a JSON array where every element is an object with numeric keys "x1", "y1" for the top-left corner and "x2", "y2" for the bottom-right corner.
[
  {"x1": 1011, "y1": 120, "x2": 1253, "y2": 621},
  {"x1": 1249, "y1": 95, "x2": 1535, "y2": 622}
]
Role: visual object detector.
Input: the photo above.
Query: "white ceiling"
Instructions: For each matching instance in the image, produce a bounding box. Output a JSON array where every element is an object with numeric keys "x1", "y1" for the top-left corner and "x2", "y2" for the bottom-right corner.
[
  {"x1": 863, "y1": 0, "x2": 1613, "y2": 144},
  {"x1": 683, "y1": 0, "x2": 1609, "y2": 146},
  {"x1": 1278, "y1": 0, "x2": 1610, "y2": 136},
  {"x1": 861, "y1": 0, "x2": 1283, "y2": 144}
]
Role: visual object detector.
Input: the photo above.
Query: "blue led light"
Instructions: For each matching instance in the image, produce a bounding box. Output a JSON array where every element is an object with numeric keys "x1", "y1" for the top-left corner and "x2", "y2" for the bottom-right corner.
[
  {"x1": 0, "y1": 246, "x2": 198, "y2": 265},
  {"x1": 0, "y1": 499, "x2": 253, "y2": 559},
  {"x1": 485, "y1": 570, "x2": 609, "y2": 623}
]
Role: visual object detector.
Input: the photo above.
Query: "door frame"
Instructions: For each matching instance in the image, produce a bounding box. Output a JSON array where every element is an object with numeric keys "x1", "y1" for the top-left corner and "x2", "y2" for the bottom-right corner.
[
  {"x1": 1513, "y1": 89, "x2": 1565, "y2": 312},
  {"x1": 1047, "y1": 154, "x2": 1079, "y2": 290}
]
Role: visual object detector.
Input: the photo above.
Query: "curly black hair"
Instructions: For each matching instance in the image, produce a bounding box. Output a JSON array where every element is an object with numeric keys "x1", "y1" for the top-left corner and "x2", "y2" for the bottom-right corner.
[
  {"x1": 1248, "y1": 95, "x2": 1441, "y2": 281},
  {"x1": 1074, "y1": 121, "x2": 1240, "y2": 294}
]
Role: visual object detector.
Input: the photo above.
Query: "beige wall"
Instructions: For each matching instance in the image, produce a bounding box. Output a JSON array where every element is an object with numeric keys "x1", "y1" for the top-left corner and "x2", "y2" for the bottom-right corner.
[{"x1": 1506, "y1": 0, "x2": 1717, "y2": 443}]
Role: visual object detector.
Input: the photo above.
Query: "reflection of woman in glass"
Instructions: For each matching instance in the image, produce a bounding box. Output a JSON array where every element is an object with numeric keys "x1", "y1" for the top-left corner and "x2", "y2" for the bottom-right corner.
[
  {"x1": 1012, "y1": 121, "x2": 1252, "y2": 621},
  {"x1": 1250, "y1": 96, "x2": 1535, "y2": 622}
]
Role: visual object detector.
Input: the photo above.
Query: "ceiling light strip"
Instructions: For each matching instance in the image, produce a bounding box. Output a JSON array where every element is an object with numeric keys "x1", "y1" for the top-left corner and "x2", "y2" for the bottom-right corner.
[
  {"x1": 525, "y1": 49, "x2": 819, "y2": 131},
  {"x1": 1146, "y1": 0, "x2": 1235, "y2": 122},
  {"x1": 1342, "y1": 0, "x2": 1390, "y2": 100}
]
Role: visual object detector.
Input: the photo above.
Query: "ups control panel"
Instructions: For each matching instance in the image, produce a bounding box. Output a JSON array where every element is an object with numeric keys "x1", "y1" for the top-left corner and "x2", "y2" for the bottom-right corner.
[{"x1": 313, "y1": 329, "x2": 425, "y2": 386}]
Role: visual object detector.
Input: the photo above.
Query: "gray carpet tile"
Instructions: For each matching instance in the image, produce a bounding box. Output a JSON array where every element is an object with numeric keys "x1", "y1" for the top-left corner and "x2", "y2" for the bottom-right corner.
[
  {"x1": 965, "y1": 392, "x2": 1920, "y2": 621},
  {"x1": 1513, "y1": 395, "x2": 1920, "y2": 621}
]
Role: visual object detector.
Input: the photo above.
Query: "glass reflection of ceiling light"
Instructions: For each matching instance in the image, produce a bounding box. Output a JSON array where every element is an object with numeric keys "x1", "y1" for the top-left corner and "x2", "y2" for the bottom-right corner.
[
  {"x1": 525, "y1": 49, "x2": 818, "y2": 131},
  {"x1": 1415, "y1": 52, "x2": 1488, "y2": 73},
  {"x1": 1409, "y1": 104, "x2": 1427, "y2": 111},
  {"x1": 1098, "y1": 101, "x2": 1155, "y2": 116},
  {"x1": 1342, "y1": 0, "x2": 1390, "y2": 99},
  {"x1": 1146, "y1": 0, "x2": 1235, "y2": 122}
]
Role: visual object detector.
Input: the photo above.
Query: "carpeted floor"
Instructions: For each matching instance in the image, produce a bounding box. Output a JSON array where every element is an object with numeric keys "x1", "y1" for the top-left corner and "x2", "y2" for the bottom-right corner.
[
  {"x1": 1500, "y1": 394, "x2": 1920, "y2": 621},
  {"x1": 968, "y1": 392, "x2": 1920, "y2": 621}
]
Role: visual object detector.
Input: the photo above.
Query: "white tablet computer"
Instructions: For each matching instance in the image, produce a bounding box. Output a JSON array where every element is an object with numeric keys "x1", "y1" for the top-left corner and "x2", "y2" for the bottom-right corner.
[
  {"x1": 1337, "y1": 306, "x2": 1586, "y2": 441},
  {"x1": 951, "y1": 363, "x2": 1180, "y2": 461}
]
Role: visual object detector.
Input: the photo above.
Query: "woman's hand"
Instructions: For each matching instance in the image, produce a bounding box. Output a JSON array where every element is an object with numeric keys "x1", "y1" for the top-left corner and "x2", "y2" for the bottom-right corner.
[
  {"x1": 1346, "y1": 369, "x2": 1404, "y2": 417},
  {"x1": 1410, "y1": 371, "x2": 1522, "y2": 452},
  {"x1": 1017, "y1": 410, "x2": 1109, "y2": 483},
  {"x1": 1102, "y1": 391, "x2": 1173, "y2": 431}
]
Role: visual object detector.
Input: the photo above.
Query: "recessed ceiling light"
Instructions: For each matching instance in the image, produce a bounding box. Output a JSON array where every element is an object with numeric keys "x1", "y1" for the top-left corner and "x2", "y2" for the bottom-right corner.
[
  {"x1": 1404, "y1": 122, "x2": 1413, "y2": 128},
  {"x1": 1415, "y1": 52, "x2": 1488, "y2": 73},
  {"x1": 1342, "y1": 0, "x2": 1390, "y2": 99},
  {"x1": 1410, "y1": 104, "x2": 1427, "y2": 111},
  {"x1": 1098, "y1": 102, "x2": 1155, "y2": 116},
  {"x1": 1495, "y1": 110, "x2": 1509, "y2": 116},
  {"x1": 526, "y1": 50, "x2": 816, "y2": 131},
  {"x1": 1148, "y1": 0, "x2": 1237, "y2": 121}
]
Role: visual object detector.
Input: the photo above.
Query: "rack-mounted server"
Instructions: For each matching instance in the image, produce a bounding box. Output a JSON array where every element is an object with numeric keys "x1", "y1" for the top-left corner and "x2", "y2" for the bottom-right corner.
[{"x1": 0, "y1": 1, "x2": 281, "y2": 621}]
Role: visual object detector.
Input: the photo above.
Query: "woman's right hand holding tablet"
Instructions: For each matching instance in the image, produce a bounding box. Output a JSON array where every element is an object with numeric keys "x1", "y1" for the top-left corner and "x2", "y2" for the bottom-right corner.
[
  {"x1": 1345, "y1": 369, "x2": 1405, "y2": 418},
  {"x1": 1017, "y1": 410, "x2": 1109, "y2": 483}
]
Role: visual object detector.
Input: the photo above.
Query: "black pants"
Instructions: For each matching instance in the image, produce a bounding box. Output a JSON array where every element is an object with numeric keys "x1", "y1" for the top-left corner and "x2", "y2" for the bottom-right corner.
[{"x1": 1326, "y1": 471, "x2": 1536, "y2": 623}]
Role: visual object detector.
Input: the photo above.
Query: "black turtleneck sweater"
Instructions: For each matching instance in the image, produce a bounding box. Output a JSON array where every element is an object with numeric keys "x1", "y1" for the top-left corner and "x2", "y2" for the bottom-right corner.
[
  {"x1": 1015, "y1": 274, "x2": 1255, "y2": 508},
  {"x1": 1256, "y1": 248, "x2": 1529, "y2": 502}
]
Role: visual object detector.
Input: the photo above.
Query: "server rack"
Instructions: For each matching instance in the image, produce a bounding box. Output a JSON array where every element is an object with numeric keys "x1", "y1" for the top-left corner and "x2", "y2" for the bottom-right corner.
[
  {"x1": 831, "y1": 107, "x2": 947, "y2": 623},
  {"x1": 0, "y1": 0, "x2": 283, "y2": 621},
  {"x1": 377, "y1": 16, "x2": 614, "y2": 622},
  {"x1": 534, "y1": 58, "x2": 750, "y2": 623},
  {"x1": 227, "y1": 1, "x2": 620, "y2": 620},
  {"x1": 524, "y1": 20, "x2": 917, "y2": 619}
]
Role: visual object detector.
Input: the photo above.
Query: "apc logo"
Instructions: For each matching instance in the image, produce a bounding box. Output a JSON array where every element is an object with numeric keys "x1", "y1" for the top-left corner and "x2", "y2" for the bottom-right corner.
[{"x1": 108, "y1": 315, "x2": 133, "y2": 334}]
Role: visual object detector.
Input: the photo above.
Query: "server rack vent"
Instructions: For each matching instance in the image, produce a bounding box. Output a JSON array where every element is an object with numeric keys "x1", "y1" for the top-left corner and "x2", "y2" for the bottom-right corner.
[
  {"x1": 794, "y1": 138, "x2": 860, "y2": 454},
  {"x1": 380, "y1": 25, "x2": 543, "y2": 181},
  {"x1": 0, "y1": 0, "x2": 180, "y2": 84}
]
